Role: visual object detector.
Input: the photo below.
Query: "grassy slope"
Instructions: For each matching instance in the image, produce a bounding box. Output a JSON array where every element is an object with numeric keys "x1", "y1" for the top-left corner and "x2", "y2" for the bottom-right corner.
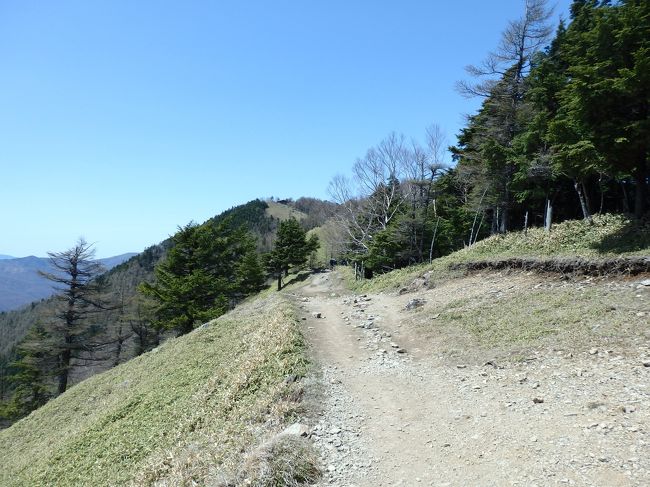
[
  {"x1": 0, "y1": 294, "x2": 312, "y2": 487},
  {"x1": 265, "y1": 201, "x2": 307, "y2": 222},
  {"x1": 347, "y1": 215, "x2": 649, "y2": 355},
  {"x1": 354, "y1": 214, "x2": 650, "y2": 293}
]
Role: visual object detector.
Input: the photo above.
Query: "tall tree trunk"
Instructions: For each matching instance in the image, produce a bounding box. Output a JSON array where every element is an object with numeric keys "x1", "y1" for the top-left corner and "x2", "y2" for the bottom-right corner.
[
  {"x1": 57, "y1": 343, "x2": 71, "y2": 394},
  {"x1": 500, "y1": 184, "x2": 510, "y2": 233},
  {"x1": 113, "y1": 322, "x2": 125, "y2": 368},
  {"x1": 499, "y1": 206, "x2": 508, "y2": 233},
  {"x1": 620, "y1": 181, "x2": 631, "y2": 214},
  {"x1": 598, "y1": 174, "x2": 605, "y2": 214},
  {"x1": 574, "y1": 179, "x2": 592, "y2": 222},
  {"x1": 429, "y1": 217, "x2": 441, "y2": 264},
  {"x1": 523, "y1": 211, "x2": 529, "y2": 235},
  {"x1": 633, "y1": 157, "x2": 647, "y2": 218},
  {"x1": 544, "y1": 198, "x2": 553, "y2": 232},
  {"x1": 277, "y1": 272, "x2": 282, "y2": 291},
  {"x1": 582, "y1": 181, "x2": 592, "y2": 218}
]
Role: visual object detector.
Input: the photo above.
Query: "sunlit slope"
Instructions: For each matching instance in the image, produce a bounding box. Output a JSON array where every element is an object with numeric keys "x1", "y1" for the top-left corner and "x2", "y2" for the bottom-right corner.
[
  {"x1": 354, "y1": 214, "x2": 650, "y2": 293},
  {"x1": 0, "y1": 294, "x2": 311, "y2": 487}
]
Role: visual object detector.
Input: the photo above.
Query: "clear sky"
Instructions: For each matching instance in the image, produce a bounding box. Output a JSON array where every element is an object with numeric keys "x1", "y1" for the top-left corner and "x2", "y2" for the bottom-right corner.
[{"x1": 0, "y1": 0, "x2": 572, "y2": 258}]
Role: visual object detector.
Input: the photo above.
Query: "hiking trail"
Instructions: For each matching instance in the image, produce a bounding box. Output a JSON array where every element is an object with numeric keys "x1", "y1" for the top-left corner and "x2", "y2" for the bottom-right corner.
[{"x1": 291, "y1": 270, "x2": 650, "y2": 487}]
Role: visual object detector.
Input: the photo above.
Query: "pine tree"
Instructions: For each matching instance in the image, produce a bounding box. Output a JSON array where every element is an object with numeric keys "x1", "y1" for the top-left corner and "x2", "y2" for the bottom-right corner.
[
  {"x1": 266, "y1": 219, "x2": 319, "y2": 291},
  {"x1": 39, "y1": 238, "x2": 108, "y2": 394},
  {"x1": 0, "y1": 324, "x2": 53, "y2": 422},
  {"x1": 140, "y1": 218, "x2": 262, "y2": 335}
]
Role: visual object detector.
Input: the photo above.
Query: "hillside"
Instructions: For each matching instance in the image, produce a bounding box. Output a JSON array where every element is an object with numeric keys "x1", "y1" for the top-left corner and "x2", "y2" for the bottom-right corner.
[
  {"x1": 352, "y1": 214, "x2": 650, "y2": 294},
  {"x1": 0, "y1": 253, "x2": 136, "y2": 312},
  {"x1": 1, "y1": 216, "x2": 648, "y2": 486},
  {"x1": 299, "y1": 217, "x2": 649, "y2": 485},
  {"x1": 0, "y1": 292, "x2": 316, "y2": 486},
  {"x1": 0, "y1": 198, "x2": 332, "y2": 405}
]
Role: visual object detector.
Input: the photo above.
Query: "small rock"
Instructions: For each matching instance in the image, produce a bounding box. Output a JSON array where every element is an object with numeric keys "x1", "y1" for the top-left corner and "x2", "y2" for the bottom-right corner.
[
  {"x1": 405, "y1": 298, "x2": 426, "y2": 310},
  {"x1": 456, "y1": 364, "x2": 467, "y2": 369},
  {"x1": 281, "y1": 423, "x2": 310, "y2": 437},
  {"x1": 640, "y1": 279, "x2": 650, "y2": 286},
  {"x1": 533, "y1": 397, "x2": 545, "y2": 404},
  {"x1": 396, "y1": 348, "x2": 407, "y2": 354},
  {"x1": 642, "y1": 361, "x2": 650, "y2": 367},
  {"x1": 622, "y1": 405, "x2": 636, "y2": 414},
  {"x1": 312, "y1": 312, "x2": 322, "y2": 319},
  {"x1": 589, "y1": 348, "x2": 598, "y2": 355}
]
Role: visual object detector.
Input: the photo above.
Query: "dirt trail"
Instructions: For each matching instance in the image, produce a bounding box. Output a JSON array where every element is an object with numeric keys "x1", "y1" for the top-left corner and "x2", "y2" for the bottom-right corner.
[{"x1": 292, "y1": 270, "x2": 650, "y2": 487}]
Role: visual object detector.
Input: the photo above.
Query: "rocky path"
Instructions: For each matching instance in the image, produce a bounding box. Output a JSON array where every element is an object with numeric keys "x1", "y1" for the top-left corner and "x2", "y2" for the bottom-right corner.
[{"x1": 292, "y1": 270, "x2": 650, "y2": 487}]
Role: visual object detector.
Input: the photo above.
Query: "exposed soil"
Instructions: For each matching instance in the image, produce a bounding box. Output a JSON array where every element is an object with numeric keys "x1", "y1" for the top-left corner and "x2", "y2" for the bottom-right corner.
[{"x1": 292, "y1": 270, "x2": 650, "y2": 487}]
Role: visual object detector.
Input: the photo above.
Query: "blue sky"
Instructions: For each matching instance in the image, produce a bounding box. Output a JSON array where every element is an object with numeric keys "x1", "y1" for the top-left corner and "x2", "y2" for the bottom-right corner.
[{"x1": 0, "y1": 0, "x2": 572, "y2": 258}]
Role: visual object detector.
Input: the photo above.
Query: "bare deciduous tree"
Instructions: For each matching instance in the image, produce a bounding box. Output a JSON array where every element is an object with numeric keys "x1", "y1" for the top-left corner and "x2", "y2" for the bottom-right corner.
[{"x1": 329, "y1": 132, "x2": 410, "y2": 258}]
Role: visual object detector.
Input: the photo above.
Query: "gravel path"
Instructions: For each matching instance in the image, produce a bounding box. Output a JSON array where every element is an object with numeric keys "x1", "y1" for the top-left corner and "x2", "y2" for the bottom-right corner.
[{"x1": 292, "y1": 270, "x2": 650, "y2": 487}]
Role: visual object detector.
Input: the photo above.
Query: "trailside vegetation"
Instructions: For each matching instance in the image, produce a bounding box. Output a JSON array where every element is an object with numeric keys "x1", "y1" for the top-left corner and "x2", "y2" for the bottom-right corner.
[
  {"x1": 0, "y1": 198, "x2": 325, "y2": 425},
  {"x1": 0, "y1": 293, "x2": 317, "y2": 487},
  {"x1": 140, "y1": 218, "x2": 265, "y2": 335},
  {"x1": 265, "y1": 218, "x2": 320, "y2": 291},
  {"x1": 329, "y1": 0, "x2": 649, "y2": 277}
]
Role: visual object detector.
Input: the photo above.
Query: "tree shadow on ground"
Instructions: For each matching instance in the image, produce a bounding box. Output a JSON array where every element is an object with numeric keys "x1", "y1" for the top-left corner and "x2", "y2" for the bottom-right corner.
[
  {"x1": 281, "y1": 270, "x2": 315, "y2": 289},
  {"x1": 591, "y1": 217, "x2": 650, "y2": 255}
]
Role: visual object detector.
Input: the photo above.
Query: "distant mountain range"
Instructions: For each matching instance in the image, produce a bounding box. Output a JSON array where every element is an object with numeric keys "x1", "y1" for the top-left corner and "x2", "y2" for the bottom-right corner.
[{"x1": 0, "y1": 253, "x2": 137, "y2": 312}]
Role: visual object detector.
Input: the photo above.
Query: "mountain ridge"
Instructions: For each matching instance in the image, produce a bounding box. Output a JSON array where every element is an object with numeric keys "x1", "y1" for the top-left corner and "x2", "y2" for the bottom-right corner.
[{"x1": 0, "y1": 253, "x2": 137, "y2": 312}]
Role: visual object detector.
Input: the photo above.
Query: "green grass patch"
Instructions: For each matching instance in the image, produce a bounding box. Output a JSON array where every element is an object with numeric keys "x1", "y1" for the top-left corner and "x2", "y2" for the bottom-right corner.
[
  {"x1": 351, "y1": 214, "x2": 650, "y2": 294},
  {"x1": 0, "y1": 294, "x2": 313, "y2": 487},
  {"x1": 463, "y1": 214, "x2": 649, "y2": 259},
  {"x1": 265, "y1": 201, "x2": 307, "y2": 222},
  {"x1": 418, "y1": 286, "x2": 638, "y2": 348}
]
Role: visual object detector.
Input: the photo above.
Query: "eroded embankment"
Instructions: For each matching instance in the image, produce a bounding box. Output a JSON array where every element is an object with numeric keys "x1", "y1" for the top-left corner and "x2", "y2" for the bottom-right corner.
[{"x1": 450, "y1": 256, "x2": 650, "y2": 277}]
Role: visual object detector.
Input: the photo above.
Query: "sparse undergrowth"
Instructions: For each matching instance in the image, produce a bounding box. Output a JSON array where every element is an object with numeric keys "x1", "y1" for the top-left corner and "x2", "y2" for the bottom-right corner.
[
  {"x1": 413, "y1": 282, "x2": 644, "y2": 350},
  {"x1": 0, "y1": 294, "x2": 317, "y2": 487},
  {"x1": 340, "y1": 215, "x2": 649, "y2": 359},
  {"x1": 351, "y1": 214, "x2": 650, "y2": 293}
]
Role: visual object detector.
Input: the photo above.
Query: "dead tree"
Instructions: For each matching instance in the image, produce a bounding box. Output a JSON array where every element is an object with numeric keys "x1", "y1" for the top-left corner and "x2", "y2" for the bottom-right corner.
[{"x1": 39, "y1": 238, "x2": 108, "y2": 394}]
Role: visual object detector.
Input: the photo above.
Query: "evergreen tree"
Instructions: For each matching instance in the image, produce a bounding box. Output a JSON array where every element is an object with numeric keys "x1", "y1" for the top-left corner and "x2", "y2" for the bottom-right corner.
[
  {"x1": 551, "y1": 0, "x2": 650, "y2": 217},
  {"x1": 140, "y1": 218, "x2": 261, "y2": 335},
  {"x1": 39, "y1": 238, "x2": 108, "y2": 394},
  {"x1": 266, "y1": 218, "x2": 319, "y2": 291},
  {"x1": 0, "y1": 324, "x2": 53, "y2": 422}
]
